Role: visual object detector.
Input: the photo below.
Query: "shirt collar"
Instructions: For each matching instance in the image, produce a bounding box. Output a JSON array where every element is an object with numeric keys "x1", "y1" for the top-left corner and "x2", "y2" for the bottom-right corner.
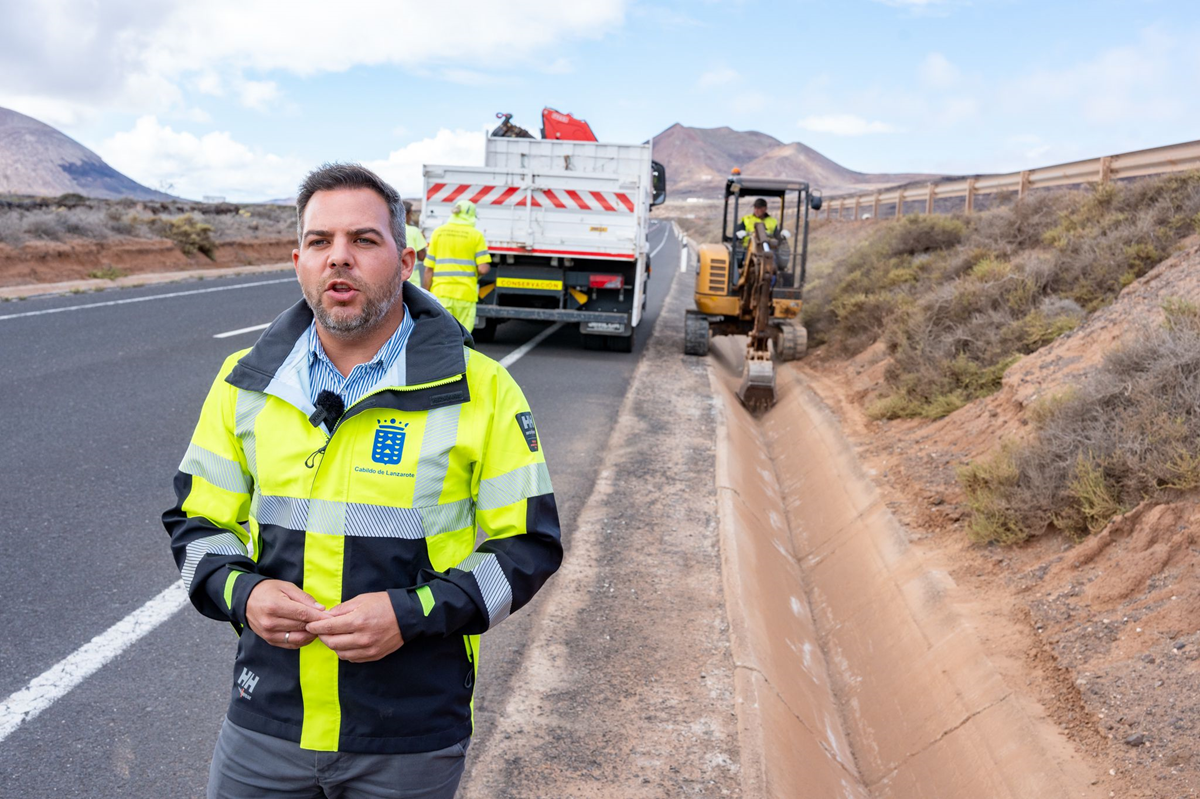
[{"x1": 307, "y1": 303, "x2": 413, "y2": 373}]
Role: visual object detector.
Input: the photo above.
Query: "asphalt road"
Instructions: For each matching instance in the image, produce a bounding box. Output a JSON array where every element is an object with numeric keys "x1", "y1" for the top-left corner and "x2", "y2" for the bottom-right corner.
[{"x1": 0, "y1": 219, "x2": 682, "y2": 797}]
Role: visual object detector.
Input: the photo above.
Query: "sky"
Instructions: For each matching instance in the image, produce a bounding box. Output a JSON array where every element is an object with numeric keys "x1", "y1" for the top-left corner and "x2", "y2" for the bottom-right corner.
[{"x1": 2, "y1": 0, "x2": 1196, "y2": 202}]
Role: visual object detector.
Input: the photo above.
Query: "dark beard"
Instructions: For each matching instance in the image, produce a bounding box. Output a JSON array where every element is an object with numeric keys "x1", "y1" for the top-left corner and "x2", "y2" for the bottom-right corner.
[{"x1": 303, "y1": 265, "x2": 403, "y2": 338}]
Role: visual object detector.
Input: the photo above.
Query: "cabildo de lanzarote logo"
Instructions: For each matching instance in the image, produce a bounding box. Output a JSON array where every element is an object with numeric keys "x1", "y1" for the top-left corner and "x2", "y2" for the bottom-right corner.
[{"x1": 372, "y1": 419, "x2": 408, "y2": 465}]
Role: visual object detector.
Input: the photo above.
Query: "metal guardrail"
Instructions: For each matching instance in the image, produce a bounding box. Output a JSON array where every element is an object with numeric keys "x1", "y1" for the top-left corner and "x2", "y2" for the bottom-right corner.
[{"x1": 820, "y1": 139, "x2": 1200, "y2": 220}]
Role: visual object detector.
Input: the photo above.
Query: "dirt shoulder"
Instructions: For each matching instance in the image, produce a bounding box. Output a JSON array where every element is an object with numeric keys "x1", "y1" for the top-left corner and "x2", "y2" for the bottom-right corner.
[
  {"x1": 797, "y1": 245, "x2": 1200, "y2": 796},
  {"x1": 459, "y1": 259, "x2": 741, "y2": 797},
  {"x1": 0, "y1": 236, "x2": 294, "y2": 291}
]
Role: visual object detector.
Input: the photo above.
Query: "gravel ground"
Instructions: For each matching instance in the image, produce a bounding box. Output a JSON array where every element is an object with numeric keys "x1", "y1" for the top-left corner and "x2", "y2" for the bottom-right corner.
[{"x1": 459, "y1": 260, "x2": 742, "y2": 797}]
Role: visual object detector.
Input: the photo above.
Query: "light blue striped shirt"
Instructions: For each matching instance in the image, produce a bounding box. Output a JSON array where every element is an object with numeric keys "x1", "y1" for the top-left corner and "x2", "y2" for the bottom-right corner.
[{"x1": 307, "y1": 305, "x2": 415, "y2": 411}]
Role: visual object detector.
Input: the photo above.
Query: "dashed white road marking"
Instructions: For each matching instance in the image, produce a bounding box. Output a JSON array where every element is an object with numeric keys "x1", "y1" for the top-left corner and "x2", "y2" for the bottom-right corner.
[
  {"x1": 0, "y1": 278, "x2": 294, "y2": 321},
  {"x1": 0, "y1": 581, "x2": 188, "y2": 745},
  {"x1": 214, "y1": 322, "x2": 271, "y2": 339},
  {"x1": 499, "y1": 322, "x2": 565, "y2": 368}
]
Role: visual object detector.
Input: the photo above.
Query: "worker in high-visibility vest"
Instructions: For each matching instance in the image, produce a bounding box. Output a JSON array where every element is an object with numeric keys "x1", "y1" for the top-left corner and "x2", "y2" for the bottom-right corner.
[
  {"x1": 735, "y1": 197, "x2": 779, "y2": 240},
  {"x1": 403, "y1": 200, "x2": 427, "y2": 283},
  {"x1": 423, "y1": 200, "x2": 491, "y2": 331},
  {"x1": 735, "y1": 197, "x2": 790, "y2": 270}
]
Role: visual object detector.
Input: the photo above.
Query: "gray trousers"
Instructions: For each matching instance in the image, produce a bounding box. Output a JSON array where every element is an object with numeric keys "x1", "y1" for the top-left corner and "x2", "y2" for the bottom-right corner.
[{"x1": 208, "y1": 718, "x2": 469, "y2": 799}]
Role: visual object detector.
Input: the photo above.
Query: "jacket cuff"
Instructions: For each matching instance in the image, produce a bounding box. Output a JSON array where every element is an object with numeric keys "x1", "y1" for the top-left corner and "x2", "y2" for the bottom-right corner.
[
  {"x1": 389, "y1": 588, "x2": 433, "y2": 641},
  {"x1": 205, "y1": 568, "x2": 268, "y2": 628}
]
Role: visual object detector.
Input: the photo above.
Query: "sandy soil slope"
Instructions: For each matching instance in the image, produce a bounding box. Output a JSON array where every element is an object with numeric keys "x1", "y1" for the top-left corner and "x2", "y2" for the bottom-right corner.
[{"x1": 0, "y1": 236, "x2": 294, "y2": 287}]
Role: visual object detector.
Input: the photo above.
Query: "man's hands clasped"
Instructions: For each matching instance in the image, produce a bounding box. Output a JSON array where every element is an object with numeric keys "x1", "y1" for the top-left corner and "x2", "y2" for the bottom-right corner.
[{"x1": 246, "y1": 581, "x2": 405, "y2": 663}]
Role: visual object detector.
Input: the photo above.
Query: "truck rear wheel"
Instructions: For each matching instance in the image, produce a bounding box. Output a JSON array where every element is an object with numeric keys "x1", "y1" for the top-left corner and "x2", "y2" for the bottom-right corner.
[
  {"x1": 684, "y1": 310, "x2": 710, "y2": 356},
  {"x1": 777, "y1": 321, "x2": 808, "y2": 361}
]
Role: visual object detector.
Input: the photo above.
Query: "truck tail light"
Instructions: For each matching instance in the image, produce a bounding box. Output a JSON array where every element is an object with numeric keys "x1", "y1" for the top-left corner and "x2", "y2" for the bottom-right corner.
[{"x1": 588, "y1": 274, "x2": 624, "y2": 289}]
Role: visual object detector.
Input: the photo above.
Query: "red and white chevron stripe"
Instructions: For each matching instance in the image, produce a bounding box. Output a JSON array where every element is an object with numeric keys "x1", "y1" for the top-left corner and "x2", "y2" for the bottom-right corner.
[{"x1": 425, "y1": 183, "x2": 635, "y2": 213}]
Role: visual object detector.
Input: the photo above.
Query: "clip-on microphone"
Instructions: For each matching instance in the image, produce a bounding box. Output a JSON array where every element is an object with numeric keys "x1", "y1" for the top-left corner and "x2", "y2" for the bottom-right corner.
[{"x1": 308, "y1": 390, "x2": 345, "y2": 431}]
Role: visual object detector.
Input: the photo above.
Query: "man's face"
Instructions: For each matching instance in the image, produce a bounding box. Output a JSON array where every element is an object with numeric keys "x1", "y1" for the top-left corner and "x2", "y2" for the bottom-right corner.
[
  {"x1": 754, "y1": 204, "x2": 768, "y2": 218},
  {"x1": 293, "y1": 188, "x2": 415, "y2": 339}
]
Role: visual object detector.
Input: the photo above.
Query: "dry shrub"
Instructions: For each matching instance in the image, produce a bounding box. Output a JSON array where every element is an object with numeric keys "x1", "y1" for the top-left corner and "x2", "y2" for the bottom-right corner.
[
  {"x1": 151, "y1": 214, "x2": 216, "y2": 259},
  {"x1": 960, "y1": 299, "x2": 1200, "y2": 544},
  {"x1": 0, "y1": 197, "x2": 294, "y2": 247},
  {"x1": 803, "y1": 172, "x2": 1200, "y2": 419}
]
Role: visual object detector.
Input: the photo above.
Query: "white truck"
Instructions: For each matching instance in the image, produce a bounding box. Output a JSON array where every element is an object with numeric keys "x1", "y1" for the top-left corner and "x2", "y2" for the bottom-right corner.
[{"x1": 421, "y1": 135, "x2": 666, "y2": 351}]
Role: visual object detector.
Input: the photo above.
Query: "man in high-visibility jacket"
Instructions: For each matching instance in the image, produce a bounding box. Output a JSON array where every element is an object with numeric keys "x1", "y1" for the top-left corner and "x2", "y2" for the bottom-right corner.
[
  {"x1": 402, "y1": 200, "x2": 427, "y2": 283},
  {"x1": 423, "y1": 199, "x2": 491, "y2": 332},
  {"x1": 164, "y1": 164, "x2": 561, "y2": 798}
]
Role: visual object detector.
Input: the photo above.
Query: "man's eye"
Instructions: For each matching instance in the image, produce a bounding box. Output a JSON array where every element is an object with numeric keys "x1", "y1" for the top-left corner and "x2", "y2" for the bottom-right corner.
[
  {"x1": 310, "y1": 238, "x2": 328, "y2": 246},
  {"x1": 357, "y1": 237, "x2": 376, "y2": 245}
]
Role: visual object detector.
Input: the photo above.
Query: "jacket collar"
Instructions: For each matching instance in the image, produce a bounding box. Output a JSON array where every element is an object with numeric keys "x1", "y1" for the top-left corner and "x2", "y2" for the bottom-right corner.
[{"x1": 226, "y1": 281, "x2": 473, "y2": 408}]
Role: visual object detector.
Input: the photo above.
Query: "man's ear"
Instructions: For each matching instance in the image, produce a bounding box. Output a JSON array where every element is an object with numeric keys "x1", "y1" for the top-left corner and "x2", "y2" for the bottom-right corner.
[
  {"x1": 292, "y1": 248, "x2": 301, "y2": 274},
  {"x1": 399, "y1": 246, "x2": 416, "y2": 282}
]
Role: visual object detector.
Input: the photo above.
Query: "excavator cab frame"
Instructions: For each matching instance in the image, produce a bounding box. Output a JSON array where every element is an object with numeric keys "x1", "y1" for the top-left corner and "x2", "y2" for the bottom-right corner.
[{"x1": 684, "y1": 175, "x2": 824, "y2": 412}]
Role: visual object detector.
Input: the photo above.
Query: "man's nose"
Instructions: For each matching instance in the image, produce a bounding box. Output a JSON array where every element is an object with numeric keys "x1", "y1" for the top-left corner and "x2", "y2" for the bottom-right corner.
[{"x1": 326, "y1": 236, "x2": 355, "y2": 268}]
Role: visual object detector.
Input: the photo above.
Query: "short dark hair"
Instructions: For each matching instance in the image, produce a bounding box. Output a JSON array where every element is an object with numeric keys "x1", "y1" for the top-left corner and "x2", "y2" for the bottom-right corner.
[
  {"x1": 296, "y1": 163, "x2": 405, "y2": 249},
  {"x1": 753, "y1": 198, "x2": 768, "y2": 208}
]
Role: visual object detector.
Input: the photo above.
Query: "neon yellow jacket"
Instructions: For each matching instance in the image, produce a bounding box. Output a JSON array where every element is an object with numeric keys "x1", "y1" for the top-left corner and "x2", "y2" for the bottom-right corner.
[
  {"x1": 426, "y1": 214, "x2": 491, "y2": 303},
  {"x1": 737, "y1": 213, "x2": 778, "y2": 239},
  {"x1": 163, "y1": 284, "x2": 562, "y2": 754}
]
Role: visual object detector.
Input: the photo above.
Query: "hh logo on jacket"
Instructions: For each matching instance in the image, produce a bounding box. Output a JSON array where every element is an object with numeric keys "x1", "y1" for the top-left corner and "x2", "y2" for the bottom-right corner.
[{"x1": 372, "y1": 419, "x2": 408, "y2": 464}]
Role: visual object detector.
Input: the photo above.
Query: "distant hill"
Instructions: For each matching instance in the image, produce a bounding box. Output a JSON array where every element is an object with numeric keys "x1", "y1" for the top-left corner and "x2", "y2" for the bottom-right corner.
[
  {"x1": 652, "y1": 123, "x2": 937, "y2": 198},
  {"x1": 0, "y1": 107, "x2": 174, "y2": 200}
]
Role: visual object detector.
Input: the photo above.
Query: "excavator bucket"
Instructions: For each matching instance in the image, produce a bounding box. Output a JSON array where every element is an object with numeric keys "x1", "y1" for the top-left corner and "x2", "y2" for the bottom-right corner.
[{"x1": 737, "y1": 348, "x2": 777, "y2": 414}]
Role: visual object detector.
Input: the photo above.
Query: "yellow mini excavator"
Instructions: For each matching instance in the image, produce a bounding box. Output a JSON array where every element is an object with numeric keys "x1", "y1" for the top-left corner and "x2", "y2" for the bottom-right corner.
[{"x1": 684, "y1": 174, "x2": 822, "y2": 412}]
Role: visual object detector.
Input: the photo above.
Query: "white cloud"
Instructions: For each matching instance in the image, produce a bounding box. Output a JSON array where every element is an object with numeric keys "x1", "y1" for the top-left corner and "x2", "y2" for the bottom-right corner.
[
  {"x1": 919, "y1": 53, "x2": 961, "y2": 89},
  {"x1": 697, "y1": 67, "x2": 739, "y2": 89},
  {"x1": 798, "y1": 114, "x2": 899, "y2": 136},
  {"x1": 99, "y1": 116, "x2": 306, "y2": 201},
  {"x1": 0, "y1": 0, "x2": 627, "y2": 123},
  {"x1": 235, "y1": 79, "x2": 280, "y2": 111},
  {"x1": 544, "y1": 58, "x2": 574, "y2": 75},
  {"x1": 365, "y1": 129, "x2": 487, "y2": 200},
  {"x1": 998, "y1": 27, "x2": 1184, "y2": 125}
]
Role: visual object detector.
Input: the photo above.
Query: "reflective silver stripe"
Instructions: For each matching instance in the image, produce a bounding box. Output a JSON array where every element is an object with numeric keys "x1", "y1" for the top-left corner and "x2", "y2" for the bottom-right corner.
[
  {"x1": 456, "y1": 552, "x2": 512, "y2": 628},
  {"x1": 477, "y1": 462, "x2": 553, "y2": 510},
  {"x1": 257, "y1": 494, "x2": 308, "y2": 530},
  {"x1": 418, "y1": 497, "x2": 475, "y2": 536},
  {"x1": 181, "y1": 532, "x2": 247, "y2": 591},
  {"x1": 235, "y1": 391, "x2": 268, "y2": 482},
  {"x1": 433, "y1": 270, "x2": 477, "y2": 278},
  {"x1": 412, "y1": 404, "x2": 462, "y2": 506},
  {"x1": 180, "y1": 443, "x2": 250, "y2": 495},
  {"x1": 254, "y1": 494, "x2": 433, "y2": 538},
  {"x1": 346, "y1": 504, "x2": 426, "y2": 538},
  {"x1": 474, "y1": 251, "x2": 489, "y2": 260},
  {"x1": 435, "y1": 258, "x2": 477, "y2": 267}
]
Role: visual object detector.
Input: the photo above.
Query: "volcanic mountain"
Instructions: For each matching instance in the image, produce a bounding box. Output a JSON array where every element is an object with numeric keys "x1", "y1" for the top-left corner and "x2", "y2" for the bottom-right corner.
[
  {"x1": 652, "y1": 123, "x2": 937, "y2": 198},
  {"x1": 0, "y1": 106, "x2": 173, "y2": 200}
]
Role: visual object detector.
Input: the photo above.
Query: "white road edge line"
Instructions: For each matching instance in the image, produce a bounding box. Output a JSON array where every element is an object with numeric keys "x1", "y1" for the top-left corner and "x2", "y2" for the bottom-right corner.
[
  {"x1": 0, "y1": 278, "x2": 294, "y2": 321},
  {"x1": 498, "y1": 322, "x2": 565, "y2": 368},
  {"x1": 0, "y1": 581, "x2": 188, "y2": 744},
  {"x1": 215, "y1": 322, "x2": 271, "y2": 339},
  {"x1": 649, "y1": 233, "x2": 669, "y2": 260}
]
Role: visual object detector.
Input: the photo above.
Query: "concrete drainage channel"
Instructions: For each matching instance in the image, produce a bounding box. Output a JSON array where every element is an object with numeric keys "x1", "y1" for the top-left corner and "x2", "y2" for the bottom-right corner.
[{"x1": 707, "y1": 338, "x2": 1099, "y2": 798}]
